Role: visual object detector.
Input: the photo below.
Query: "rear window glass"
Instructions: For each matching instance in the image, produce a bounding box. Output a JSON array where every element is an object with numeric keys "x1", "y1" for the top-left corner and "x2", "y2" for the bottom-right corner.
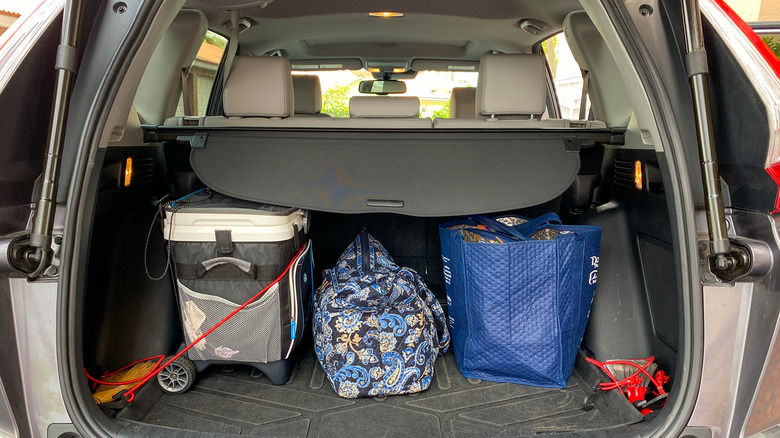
[
  {"x1": 542, "y1": 33, "x2": 590, "y2": 119},
  {"x1": 292, "y1": 70, "x2": 478, "y2": 118}
]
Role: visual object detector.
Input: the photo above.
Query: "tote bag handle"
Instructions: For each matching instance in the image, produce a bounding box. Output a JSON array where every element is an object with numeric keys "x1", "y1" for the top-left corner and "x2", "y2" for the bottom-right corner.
[{"x1": 469, "y1": 212, "x2": 562, "y2": 241}]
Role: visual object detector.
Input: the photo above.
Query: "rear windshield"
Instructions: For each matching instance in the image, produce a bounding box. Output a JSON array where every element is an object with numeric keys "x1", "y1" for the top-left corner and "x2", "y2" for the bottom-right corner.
[{"x1": 292, "y1": 70, "x2": 478, "y2": 118}]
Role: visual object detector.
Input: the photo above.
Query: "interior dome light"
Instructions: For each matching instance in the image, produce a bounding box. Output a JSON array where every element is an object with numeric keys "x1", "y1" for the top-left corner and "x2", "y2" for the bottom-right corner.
[{"x1": 368, "y1": 11, "x2": 404, "y2": 18}]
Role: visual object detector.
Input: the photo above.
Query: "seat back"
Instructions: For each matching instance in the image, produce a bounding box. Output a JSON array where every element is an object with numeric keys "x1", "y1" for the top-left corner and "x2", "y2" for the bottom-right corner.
[
  {"x1": 449, "y1": 87, "x2": 477, "y2": 119},
  {"x1": 349, "y1": 96, "x2": 421, "y2": 118},
  {"x1": 293, "y1": 75, "x2": 331, "y2": 117},
  {"x1": 343, "y1": 96, "x2": 432, "y2": 128}
]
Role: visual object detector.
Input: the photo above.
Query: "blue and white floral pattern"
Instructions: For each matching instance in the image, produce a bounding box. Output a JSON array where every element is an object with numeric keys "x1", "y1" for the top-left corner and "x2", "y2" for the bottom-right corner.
[{"x1": 313, "y1": 230, "x2": 450, "y2": 398}]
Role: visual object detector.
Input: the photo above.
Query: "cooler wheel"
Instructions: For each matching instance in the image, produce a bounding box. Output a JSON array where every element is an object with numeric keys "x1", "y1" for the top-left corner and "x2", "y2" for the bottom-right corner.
[{"x1": 156, "y1": 356, "x2": 196, "y2": 394}]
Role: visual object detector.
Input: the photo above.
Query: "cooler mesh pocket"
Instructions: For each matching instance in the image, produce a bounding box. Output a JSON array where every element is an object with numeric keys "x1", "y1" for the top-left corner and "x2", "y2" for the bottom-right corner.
[{"x1": 177, "y1": 281, "x2": 283, "y2": 364}]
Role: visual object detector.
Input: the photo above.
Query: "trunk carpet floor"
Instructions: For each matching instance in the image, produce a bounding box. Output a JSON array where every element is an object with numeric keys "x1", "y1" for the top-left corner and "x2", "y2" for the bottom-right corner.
[{"x1": 121, "y1": 348, "x2": 644, "y2": 437}]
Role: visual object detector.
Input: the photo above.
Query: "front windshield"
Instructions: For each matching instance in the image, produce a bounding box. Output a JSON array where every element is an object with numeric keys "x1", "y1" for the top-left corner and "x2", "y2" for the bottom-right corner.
[{"x1": 293, "y1": 69, "x2": 478, "y2": 118}]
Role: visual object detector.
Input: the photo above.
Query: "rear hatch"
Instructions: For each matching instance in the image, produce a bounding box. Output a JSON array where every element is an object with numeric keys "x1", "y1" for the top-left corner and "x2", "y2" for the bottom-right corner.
[{"x1": 2, "y1": 0, "x2": 779, "y2": 436}]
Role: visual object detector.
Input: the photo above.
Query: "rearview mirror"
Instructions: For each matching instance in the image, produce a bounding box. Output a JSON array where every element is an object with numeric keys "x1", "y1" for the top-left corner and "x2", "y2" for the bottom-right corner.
[{"x1": 358, "y1": 80, "x2": 407, "y2": 95}]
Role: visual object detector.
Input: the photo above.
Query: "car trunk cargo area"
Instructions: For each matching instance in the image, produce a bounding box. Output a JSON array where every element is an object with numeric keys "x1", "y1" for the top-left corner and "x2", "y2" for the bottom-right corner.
[
  {"x1": 114, "y1": 344, "x2": 644, "y2": 436},
  {"x1": 80, "y1": 142, "x2": 679, "y2": 436}
]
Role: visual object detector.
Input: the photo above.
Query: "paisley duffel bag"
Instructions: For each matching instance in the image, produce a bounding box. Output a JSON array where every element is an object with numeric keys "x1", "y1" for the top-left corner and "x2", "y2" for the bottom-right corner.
[{"x1": 313, "y1": 229, "x2": 449, "y2": 398}]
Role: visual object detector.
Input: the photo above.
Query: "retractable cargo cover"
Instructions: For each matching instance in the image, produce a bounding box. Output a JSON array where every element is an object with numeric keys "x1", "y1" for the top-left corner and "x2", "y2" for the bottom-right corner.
[{"x1": 145, "y1": 127, "x2": 618, "y2": 216}]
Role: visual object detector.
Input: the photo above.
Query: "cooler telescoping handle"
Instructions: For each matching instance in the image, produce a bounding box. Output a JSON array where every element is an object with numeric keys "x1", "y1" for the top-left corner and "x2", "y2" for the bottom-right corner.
[
  {"x1": 196, "y1": 257, "x2": 258, "y2": 279},
  {"x1": 469, "y1": 213, "x2": 562, "y2": 241}
]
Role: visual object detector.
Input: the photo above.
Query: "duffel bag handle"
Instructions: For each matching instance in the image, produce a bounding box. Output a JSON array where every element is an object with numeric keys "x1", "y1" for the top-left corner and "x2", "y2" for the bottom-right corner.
[
  {"x1": 470, "y1": 212, "x2": 561, "y2": 240},
  {"x1": 196, "y1": 257, "x2": 257, "y2": 279},
  {"x1": 409, "y1": 270, "x2": 450, "y2": 355}
]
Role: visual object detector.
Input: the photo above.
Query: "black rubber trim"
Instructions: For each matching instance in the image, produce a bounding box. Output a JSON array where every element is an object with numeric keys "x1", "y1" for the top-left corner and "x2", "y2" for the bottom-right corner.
[{"x1": 597, "y1": 0, "x2": 704, "y2": 436}]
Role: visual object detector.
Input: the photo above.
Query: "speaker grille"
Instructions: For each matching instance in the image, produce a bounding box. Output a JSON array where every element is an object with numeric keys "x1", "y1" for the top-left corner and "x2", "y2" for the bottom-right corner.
[{"x1": 613, "y1": 158, "x2": 635, "y2": 188}]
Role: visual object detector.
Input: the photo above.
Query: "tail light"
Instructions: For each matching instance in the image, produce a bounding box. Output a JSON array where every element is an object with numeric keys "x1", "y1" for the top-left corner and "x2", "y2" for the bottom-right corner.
[
  {"x1": 124, "y1": 157, "x2": 133, "y2": 187},
  {"x1": 634, "y1": 160, "x2": 643, "y2": 190},
  {"x1": 702, "y1": 0, "x2": 780, "y2": 213}
]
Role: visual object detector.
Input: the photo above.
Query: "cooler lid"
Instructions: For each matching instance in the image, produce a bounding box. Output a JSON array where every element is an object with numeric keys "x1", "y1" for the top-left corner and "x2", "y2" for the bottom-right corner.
[{"x1": 167, "y1": 189, "x2": 298, "y2": 216}]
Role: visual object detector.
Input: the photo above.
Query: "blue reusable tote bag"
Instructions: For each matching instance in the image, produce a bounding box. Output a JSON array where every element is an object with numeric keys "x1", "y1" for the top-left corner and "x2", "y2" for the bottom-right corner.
[{"x1": 439, "y1": 213, "x2": 601, "y2": 388}]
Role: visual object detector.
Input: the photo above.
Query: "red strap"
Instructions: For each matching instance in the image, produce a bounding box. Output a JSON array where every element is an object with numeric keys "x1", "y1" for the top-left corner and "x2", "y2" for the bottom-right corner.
[
  {"x1": 586, "y1": 356, "x2": 667, "y2": 396},
  {"x1": 84, "y1": 355, "x2": 165, "y2": 387}
]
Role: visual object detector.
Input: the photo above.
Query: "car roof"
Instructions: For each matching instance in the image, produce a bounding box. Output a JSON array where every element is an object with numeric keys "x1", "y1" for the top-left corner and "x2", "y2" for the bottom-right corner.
[{"x1": 185, "y1": 0, "x2": 583, "y2": 67}]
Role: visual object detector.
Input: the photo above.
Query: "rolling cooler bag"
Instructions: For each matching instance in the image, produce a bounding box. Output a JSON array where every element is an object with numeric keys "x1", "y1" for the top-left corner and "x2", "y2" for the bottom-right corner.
[
  {"x1": 438, "y1": 213, "x2": 601, "y2": 388},
  {"x1": 162, "y1": 189, "x2": 313, "y2": 385},
  {"x1": 312, "y1": 229, "x2": 450, "y2": 398}
]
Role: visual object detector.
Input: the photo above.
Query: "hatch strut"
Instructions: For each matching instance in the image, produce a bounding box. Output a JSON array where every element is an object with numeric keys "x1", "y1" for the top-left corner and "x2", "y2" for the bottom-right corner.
[
  {"x1": 681, "y1": 0, "x2": 749, "y2": 281},
  {"x1": 25, "y1": 0, "x2": 82, "y2": 278}
]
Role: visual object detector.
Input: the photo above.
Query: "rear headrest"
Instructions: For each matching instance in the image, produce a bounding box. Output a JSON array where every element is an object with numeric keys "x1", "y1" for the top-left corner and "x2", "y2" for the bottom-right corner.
[
  {"x1": 223, "y1": 56, "x2": 294, "y2": 118},
  {"x1": 349, "y1": 96, "x2": 420, "y2": 118},
  {"x1": 449, "y1": 87, "x2": 477, "y2": 119},
  {"x1": 476, "y1": 54, "x2": 546, "y2": 118},
  {"x1": 292, "y1": 75, "x2": 323, "y2": 115}
]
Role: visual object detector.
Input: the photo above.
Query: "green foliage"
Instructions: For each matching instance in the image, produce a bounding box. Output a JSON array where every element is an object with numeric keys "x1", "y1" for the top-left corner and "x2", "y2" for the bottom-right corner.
[
  {"x1": 321, "y1": 83, "x2": 352, "y2": 118},
  {"x1": 764, "y1": 37, "x2": 780, "y2": 60},
  {"x1": 431, "y1": 100, "x2": 450, "y2": 119},
  {"x1": 204, "y1": 31, "x2": 227, "y2": 49},
  {"x1": 542, "y1": 36, "x2": 559, "y2": 76}
]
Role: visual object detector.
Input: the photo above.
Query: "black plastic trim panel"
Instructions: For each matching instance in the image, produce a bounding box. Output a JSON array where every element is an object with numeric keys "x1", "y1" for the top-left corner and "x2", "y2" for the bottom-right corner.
[{"x1": 144, "y1": 126, "x2": 620, "y2": 217}]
